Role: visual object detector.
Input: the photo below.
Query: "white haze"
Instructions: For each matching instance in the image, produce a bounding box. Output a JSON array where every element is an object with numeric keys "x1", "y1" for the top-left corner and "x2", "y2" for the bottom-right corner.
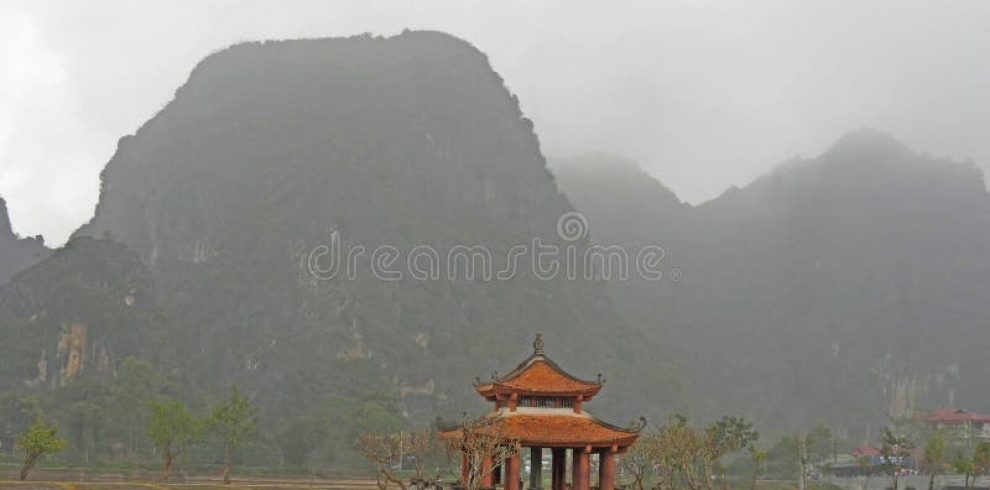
[{"x1": 1, "y1": 0, "x2": 988, "y2": 245}]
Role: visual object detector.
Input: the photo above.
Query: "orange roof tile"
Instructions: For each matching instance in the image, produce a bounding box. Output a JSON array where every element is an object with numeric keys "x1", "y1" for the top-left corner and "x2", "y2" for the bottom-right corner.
[
  {"x1": 500, "y1": 412, "x2": 639, "y2": 446},
  {"x1": 500, "y1": 359, "x2": 600, "y2": 393},
  {"x1": 440, "y1": 411, "x2": 641, "y2": 447},
  {"x1": 475, "y1": 334, "x2": 602, "y2": 397}
]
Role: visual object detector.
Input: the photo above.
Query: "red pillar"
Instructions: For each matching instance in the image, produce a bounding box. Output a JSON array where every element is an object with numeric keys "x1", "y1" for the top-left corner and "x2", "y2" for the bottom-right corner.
[
  {"x1": 461, "y1": 451, "x2": 470, "y2": 486},
  {"x1": 530, "y1": 447, "x2": 544, "y2": 489},
  {"x1": 551, "y1": 448, "x2": 566, "y2": 490},
  {"x1": 482, "y1": 456, "x2": 494, "y2": 488},
  {"x1": 506, "y1": 450, "x2": 522, "y2": 490},
  {"x1": 572, "y1": 447, "x2": 590, "y2": 490},
  {"x1": 599, "y1": 449, "x2": 616, "y2": 490}
]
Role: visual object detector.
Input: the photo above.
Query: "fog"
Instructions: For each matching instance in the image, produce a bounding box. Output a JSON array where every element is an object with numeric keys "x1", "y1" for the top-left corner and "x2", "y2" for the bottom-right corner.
[{"x1": 2, "y1": 0, "x2": 989, "y2": 245}]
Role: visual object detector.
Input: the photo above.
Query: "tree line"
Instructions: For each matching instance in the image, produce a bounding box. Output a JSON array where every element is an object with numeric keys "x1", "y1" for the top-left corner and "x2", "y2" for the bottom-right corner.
[
  {"x1": 0, "y1": 356, "x2": 405, "y2": 482},
  {"x1": 6, "y1": 385, "x2": 257, "y2": 483}
]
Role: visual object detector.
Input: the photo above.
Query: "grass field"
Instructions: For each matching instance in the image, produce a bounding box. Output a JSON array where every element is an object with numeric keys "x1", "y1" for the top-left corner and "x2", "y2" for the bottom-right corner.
[
  {"x1": 0, "y1": 478, "x2": 381, "y2": 490},
  {"x1": 0, "y1": 468, "x2": 381, "y2": 490}
]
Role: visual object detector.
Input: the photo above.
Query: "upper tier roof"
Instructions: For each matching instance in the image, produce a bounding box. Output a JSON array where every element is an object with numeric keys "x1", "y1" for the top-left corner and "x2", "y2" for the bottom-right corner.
[{"x1": 474, "y1": 334, "x2": 603, "y2": 399}]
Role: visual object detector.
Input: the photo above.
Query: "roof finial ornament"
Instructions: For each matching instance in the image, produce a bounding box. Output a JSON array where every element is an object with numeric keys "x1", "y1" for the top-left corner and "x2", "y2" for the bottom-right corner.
[
  {"x1": 491, "y1": 370, "x2": 499, "y2": 380},
  {"x1": 533, "y1": 333, "x2": 545, "y2": 356}
]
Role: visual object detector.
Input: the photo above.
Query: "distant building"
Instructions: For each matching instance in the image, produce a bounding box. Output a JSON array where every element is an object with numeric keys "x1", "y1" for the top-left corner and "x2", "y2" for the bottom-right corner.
[
  {"x1": 917, "y1": 408, "x2": 990, "y2": 441},
  {"x1": 852, "y1": 446, "x2": 881, "y2": 459}
]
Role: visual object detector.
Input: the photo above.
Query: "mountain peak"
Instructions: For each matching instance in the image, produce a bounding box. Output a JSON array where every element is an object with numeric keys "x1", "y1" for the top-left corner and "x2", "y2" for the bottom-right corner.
[
  {"x1": 822, "y1": 128, "x2": 911, "y2": 163},
  {"x1": 551, "y1": 153, "x2": 683, "y2": 206},
  {"x1": 0, "y1": 197, "x2": 11, "y2": 236}
]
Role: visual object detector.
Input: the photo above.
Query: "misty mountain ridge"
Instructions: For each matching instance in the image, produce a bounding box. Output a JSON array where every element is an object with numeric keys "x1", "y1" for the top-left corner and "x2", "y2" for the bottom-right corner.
[
  {"x1": 0, "y1": 197, "x2": 50, "y2": 285},
  {"x1": 0, "y1": 26, "x2": 986, "y2": 454},
  {"x1": 552, "y1": 128, "x2": 990, "y2": 434},
  {"x1": 0, "y1": 30, "x2": 678, "y2": 460}
]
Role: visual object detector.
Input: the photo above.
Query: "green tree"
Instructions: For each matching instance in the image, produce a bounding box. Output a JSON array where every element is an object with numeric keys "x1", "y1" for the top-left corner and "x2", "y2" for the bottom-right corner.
[
  {"x1": 923, "y1": 431, "x2": 947, "y2": 490},
  {"x1": 208, "y1": 387, "x2": 258, "y2": 484},
  {"x1": 973, "y1": 442, "x2": 990, "y2": 477},
  {"x1": 66, "y1": 400, "x2": 106, "y2": 465},
  {"x1": 952, "y1": 456, "x2": 974, "y2": 490},
  {"x1": 765, "y1": 434, "x2": 800, "y2": 480},
  {"x1": 147, "y1": 397, "x2": 201, "y2": 481},
  {"x1": 748, "y1": 446, "x2": 767, "y2": 490},
  {"x1": 276, "y1": 415, "x2": 327, "y2": 470},
  {"x1": 806, "y1": 424, "x2": 834, "y2": 465},
  {"x1": 708, "y1": 416, "x2": 759, "y2": 490},
  {"x1": 16, "y1": 417, "x2": 66, "y2": 481},
  {"x1": 110, "y1": 357, "x2": 164, "y2": 457},
  {"x1": 880, "y1": 426, "x2": 914, "y2": 490}
]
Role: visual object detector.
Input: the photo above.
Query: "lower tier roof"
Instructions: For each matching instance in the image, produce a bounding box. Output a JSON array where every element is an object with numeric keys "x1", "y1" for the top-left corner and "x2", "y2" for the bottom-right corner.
[{"x1": 440, "y1": 409, "x2": 641, "y2": 448}]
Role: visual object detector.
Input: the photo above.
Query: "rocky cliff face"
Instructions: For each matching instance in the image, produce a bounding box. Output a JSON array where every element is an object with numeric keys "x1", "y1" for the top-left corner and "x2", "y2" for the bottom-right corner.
[
  {"x1": 553, "y1": 130, "x2": 990, "y2": 433},
  {"x1": 0, "y1": 237, "x2": 168, "y2": 393},
  {"x1": 0, "y1": 198, "x2": 49, "y2": 285},
  {"x1": 47, "y1": 31, "x2": 680, "y2": 423}
]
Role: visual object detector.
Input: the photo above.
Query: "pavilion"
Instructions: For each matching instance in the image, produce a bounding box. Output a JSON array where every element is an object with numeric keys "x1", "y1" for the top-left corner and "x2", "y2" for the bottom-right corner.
[{"x1": 439, "y1": 334, "x2": 642, "y2": 490}]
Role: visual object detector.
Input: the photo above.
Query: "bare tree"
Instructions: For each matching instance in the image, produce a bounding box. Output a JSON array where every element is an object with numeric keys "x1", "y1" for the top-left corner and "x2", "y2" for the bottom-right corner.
[
  {"x1": 407, "y1": 427, "x2": 456, "y2": 487},
  {"x1": 648, "y1": 415, "x2": 758, "y2": 490},
  {"x1": 357, "y1": 432, "x2": 411, "y2": 490},
  {"x1": 620, "y1": 433, "x2": 657, "y2": 490},
  {"x1": 447, "y1": 415, "x2": 519, "y2": 490}
]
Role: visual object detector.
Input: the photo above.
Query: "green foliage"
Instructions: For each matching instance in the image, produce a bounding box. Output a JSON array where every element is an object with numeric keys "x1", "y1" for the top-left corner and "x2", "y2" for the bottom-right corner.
[
  {"x1": 974, "y1": 442, "x2": 990, "y2": 476},
  {"x1": 285, "y1": 390, "x2": 407, "y2": 470},
  {"x1": 147, "y1": 397, "x2": 201, "y2": 451},
  {"x1": 805, "y1": 424, "x2": 834, "y2": 464},
  {"x1": 765, "y1": 434, "x2": 801, "y2": 479},
  {"x1": 880, "y1": 426, "x2": 914, "y2": 490},
  {"x1": 923, "y1": 432, "x2": 947, "y2": 473},
  {"x1": 276, "y1": 414, "x2": 326, "y2": 469},
  {"x1": 147, "y1": 396, "x2": 201, "y2": 480},
  {"x1": 880, "y1": 426, "x2": 914, "y2": 472},
  {"x1": 209, "y1": 386, "x2": 259, "y2": 483},
  {"x1": 710, "y1": 415, "x2": 759, "y2": 457},
  {"x1": 209, "y1": 387, "x2": 258, "y2": 452},
  {"x1": 953, "y1": 455, "x2": 974, "y2": 472},
  {"x1": 16, "y1": 417, "x2": 66, "y2": 480}
]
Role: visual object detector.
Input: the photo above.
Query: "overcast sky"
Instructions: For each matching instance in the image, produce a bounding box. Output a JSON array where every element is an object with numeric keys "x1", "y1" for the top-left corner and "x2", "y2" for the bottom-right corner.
[{"x1": 2, "y1": 0, "x2": 989, "y2": 245}]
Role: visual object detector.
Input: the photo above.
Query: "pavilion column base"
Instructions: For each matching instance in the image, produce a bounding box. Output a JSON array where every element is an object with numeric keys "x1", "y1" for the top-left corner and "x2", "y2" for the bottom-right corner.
[
  {"x1": 481, "y1": 457, "x2": 494, "y2": 488},
  {"x1": 551, "y1": 448, "x2": 567, "y2": 490},
  {"x1": 598, "y1": 448, "x2": 616, "y2": 490},
  {"x1": 530, "y1": 447, "x2": 543, "y2": 490},
  {"x1": 506, "y1": 447, "x2": 522, "y2": 490},
  {"x1": 572, "y1": 447, "x2": 591, "y2": 490}
]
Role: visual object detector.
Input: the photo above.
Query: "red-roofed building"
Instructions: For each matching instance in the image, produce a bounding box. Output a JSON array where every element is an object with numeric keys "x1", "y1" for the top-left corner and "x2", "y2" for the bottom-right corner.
[
  {"x1": 917, "y1": 408, "x2": 990, "y2": 440},
  {"x1": 851, "y1": 446, "x2": 880, "y2": 458},
  {"x1": 440, "y1": 334, "x2": 642, "y2": 490},
  {"x1": 851, "y1": 446, "x2": 882, "y2": 466}
]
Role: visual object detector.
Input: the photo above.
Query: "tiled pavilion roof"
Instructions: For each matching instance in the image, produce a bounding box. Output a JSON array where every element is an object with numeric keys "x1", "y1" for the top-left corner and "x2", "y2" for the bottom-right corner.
[{"x1": 474, "y1": 334, "x2": 603, "y2": 399}]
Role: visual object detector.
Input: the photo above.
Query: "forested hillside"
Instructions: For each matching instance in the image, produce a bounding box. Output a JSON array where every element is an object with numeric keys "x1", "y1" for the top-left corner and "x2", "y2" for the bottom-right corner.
[
  {"x1": 554, "y1": 130, "x2": 990, "y2": 437},
  {"x1": 0, "y1": 32, "x2": 679, "y2": 468}
]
